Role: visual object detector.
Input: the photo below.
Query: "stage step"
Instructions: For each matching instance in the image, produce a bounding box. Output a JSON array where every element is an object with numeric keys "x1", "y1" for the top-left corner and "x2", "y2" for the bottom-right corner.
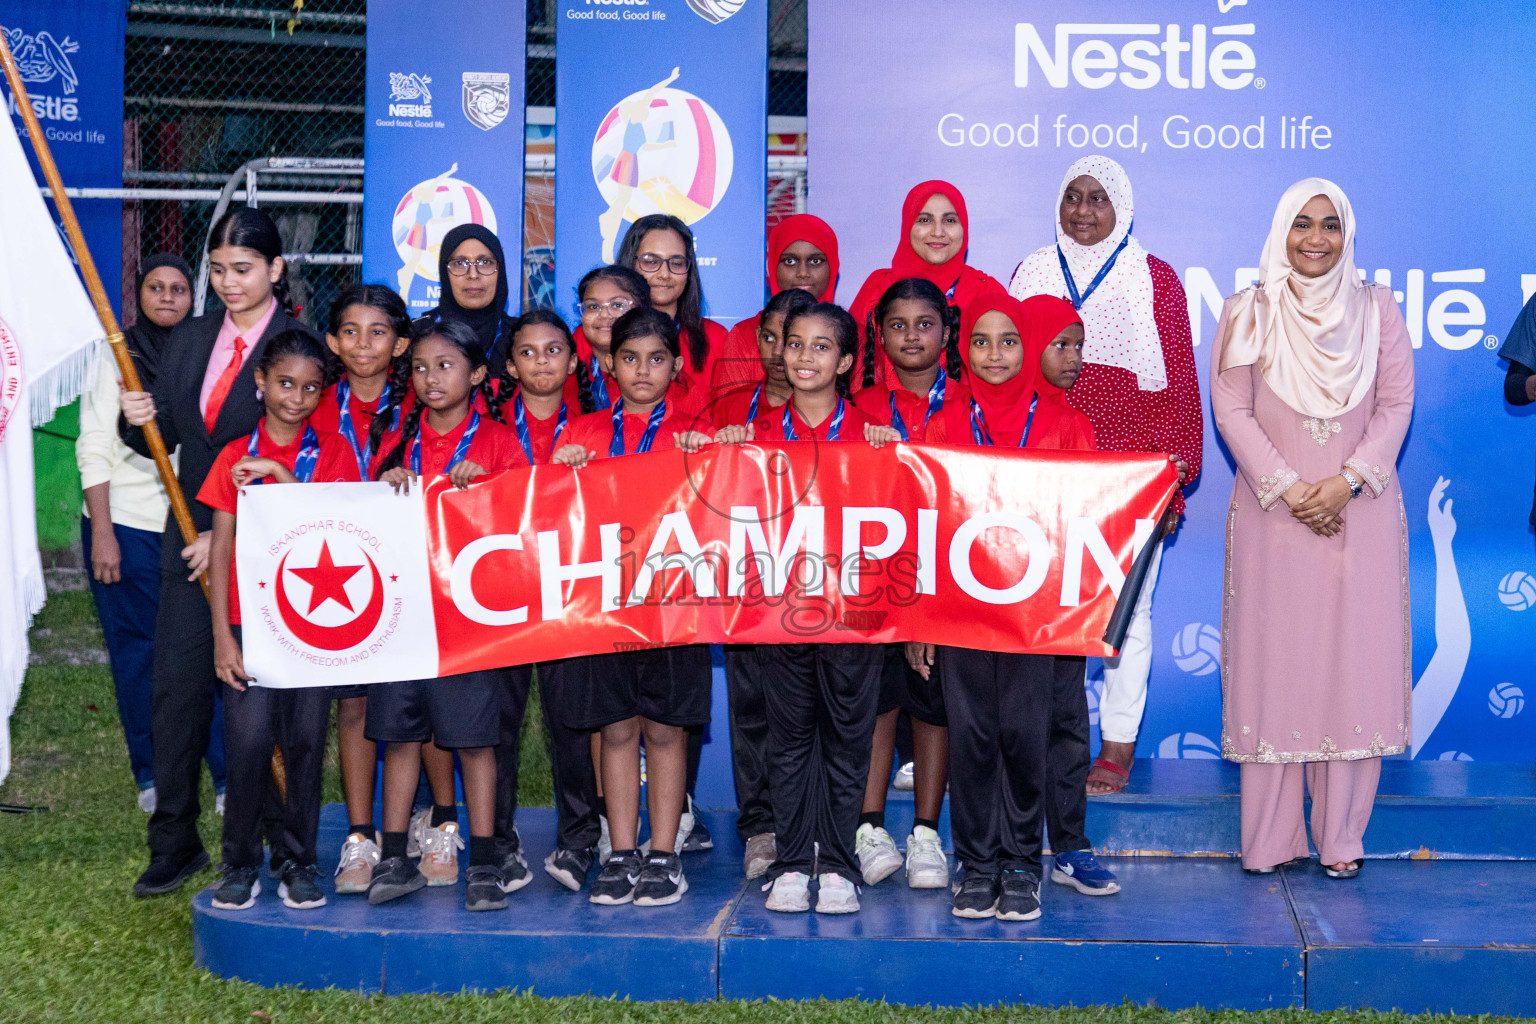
[
  {"x1": 1066, "y1": 759, "x2": 1536, "y2": 860},
  {"x1": 192, "y1": 800, "x2": 1536, "y2": 1012}
]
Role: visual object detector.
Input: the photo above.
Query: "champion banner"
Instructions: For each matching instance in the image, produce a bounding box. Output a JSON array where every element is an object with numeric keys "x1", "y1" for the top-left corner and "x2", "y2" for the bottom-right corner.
[
  {"x1": 234, "y1": 446, "x2": 1177, "y2": 688},
  {"x1": 0, "y1": 0, "x2": 125, "y2": 314},
  {"x1": 810, "y1": 0, "x2": 1536, "y2": 762},
  {"x1": 362, "y1": 0, "x2": 526, "y2": 316},
  {"x1": 553, "y1": 0, "x2": 767, "y2": 330}
]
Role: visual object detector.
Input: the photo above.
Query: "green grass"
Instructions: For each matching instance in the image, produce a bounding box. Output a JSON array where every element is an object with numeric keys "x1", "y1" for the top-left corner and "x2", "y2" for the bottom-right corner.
[{"x1": 1, "y1": 587, "x2": 1528, "y2": 1023}]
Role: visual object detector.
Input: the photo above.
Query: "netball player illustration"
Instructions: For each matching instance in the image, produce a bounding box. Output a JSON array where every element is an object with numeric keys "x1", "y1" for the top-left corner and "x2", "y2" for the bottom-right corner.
[
  {"x1": 393, "y1": 162, "x2": 459, "y2": 298},
  {"x1": 596, "y1": 67, "x2": 680, "y2": 262}
]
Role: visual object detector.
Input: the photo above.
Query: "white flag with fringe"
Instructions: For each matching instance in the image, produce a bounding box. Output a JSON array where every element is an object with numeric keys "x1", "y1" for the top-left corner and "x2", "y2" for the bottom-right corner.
[{"x1": 0, "y1": 108, "x2": 105, "y2": 783}]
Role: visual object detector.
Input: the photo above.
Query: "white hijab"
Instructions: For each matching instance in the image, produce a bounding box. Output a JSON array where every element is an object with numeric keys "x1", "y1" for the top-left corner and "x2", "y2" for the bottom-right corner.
[
  {"x1": 1008, "y1": 155, "x2": 1166, "y2": 391},
  {"x1": 1218, "y1": 177, "x2": 1379, "y2": 419}
]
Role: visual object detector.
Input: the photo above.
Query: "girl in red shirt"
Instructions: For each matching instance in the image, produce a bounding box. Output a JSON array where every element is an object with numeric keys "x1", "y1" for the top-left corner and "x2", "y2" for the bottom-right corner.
[
  {"x1": 367, "y1": 319, "x2": 527, "y2": 914},
  {"x1": 710, "y1": 286, "x2": 816, "y2": 430},
  {"x1": 847, "y1": 277, "x2": 967, "y2": 894},
  {"x1": 571, "y1": 264, "x2": 650, "y2": 412},
  {"x1": 200, "y1": 330, "x2": 360, "y2": 913},
  {"x1": 310, "y1": 284, "x2": 412, "y2": 893}
]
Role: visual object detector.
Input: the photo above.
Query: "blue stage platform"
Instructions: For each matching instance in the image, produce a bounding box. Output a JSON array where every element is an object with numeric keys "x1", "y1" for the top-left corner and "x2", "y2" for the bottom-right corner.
[{"x1": 193, "y1": 761, "x2": 1536, "y2": 1011}]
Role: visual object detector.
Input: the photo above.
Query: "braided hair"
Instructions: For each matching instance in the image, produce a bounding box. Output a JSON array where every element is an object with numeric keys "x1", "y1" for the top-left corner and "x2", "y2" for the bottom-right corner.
[
  {"x1": 324, "y1": 284, "x2": 414, "y2": 454},
  {"x1": 491, "y1": 309, "x2": 591, "y2": 419},
  {"x1": 864, "y1": 278, "x2": 959, "y2": 388},
  {"x1": 377, "y1": 319, "x2": 495, "y2": 475},
  {"x1": 785, "y1": 303, "x2": 860, "y2": 400},
  {"x1": 208, "y1": 207, "x2": 294, "y2": 315}
]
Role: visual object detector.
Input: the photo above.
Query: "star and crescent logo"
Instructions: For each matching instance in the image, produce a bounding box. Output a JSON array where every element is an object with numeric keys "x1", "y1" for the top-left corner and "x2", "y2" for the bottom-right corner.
[{"x1": 273, "y1": 539, "x2": 386, "y2": 651}]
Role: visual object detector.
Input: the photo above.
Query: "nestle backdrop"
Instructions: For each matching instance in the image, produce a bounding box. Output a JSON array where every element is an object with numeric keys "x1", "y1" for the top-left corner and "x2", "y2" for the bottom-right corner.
[
  {"x1": 553, "y1": 0, "x2": 767, "y2": 330},
  {"x1": 0, "y1": 0, "x2": 125, "y2": 312},
  {"x1": 810, "y1": 0, "x2": 1536, "y2": 762},
  {"x1": 362, "y1": 0, "x2": 526, "y2": 318}
]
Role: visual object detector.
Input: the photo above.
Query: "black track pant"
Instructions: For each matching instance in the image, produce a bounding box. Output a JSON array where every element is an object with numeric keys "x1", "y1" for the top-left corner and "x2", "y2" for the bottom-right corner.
[
  {"x1": 725, "y1": 644, "x2": 773, "y2": 841},
  {"x1": 220, "y1": 666, "x2": 331, "y2": 870},
  {"x1": 939, "y1": 647, "x2": 1052, "y2": 878},
  {"x1": 762, "y1": 644, "x2": 882, "y2": 882},
  {"x1": 494, "y1": 661, "x2": 601, "y2": 855},
  {"x1": 146, "y1": 572, "x2": 220, "y2": 860},
  {"x1": 1044, "y1": 655, "x2": 1091, "y2": 855}
]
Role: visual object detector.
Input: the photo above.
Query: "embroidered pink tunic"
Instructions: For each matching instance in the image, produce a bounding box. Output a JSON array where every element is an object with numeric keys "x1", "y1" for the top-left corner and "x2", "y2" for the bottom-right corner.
[{"x1": 1211, "y1": 284, "x2": 1414, "y2": 763}]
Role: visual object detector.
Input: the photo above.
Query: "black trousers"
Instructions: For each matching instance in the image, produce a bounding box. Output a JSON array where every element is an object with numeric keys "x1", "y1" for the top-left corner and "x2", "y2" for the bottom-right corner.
[
  {"x1": 494, "y1": 660, "x2": 601, "y2": 854},
  {"x1": 939, "y1": 647, "x2": 1053, "y2": 878},
  {"x1": 1044, "y1": 655, "x2": 1091, "y2": 855},
  {"x1": 220, "y1": 671, "x2": 331, "y2": 870},
  {"x1": 724, "y1": 644, "x2": 773, "y2": 840},
  {"x1": 145, "y1": 572, "x2": 220, "y2": 860},
  {"x1": 762, "y1": 644, "x2": 882, "y2": 882}
]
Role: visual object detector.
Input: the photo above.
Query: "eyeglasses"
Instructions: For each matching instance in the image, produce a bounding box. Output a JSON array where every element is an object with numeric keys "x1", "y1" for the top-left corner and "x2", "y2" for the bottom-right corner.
[
  {"x1": 446, "y1": 256, "x2": 499, "y2": 277},
  {"x1": 582, "y1": 299, "x2": 635, "y2": 317},
  {"x1": 636, "y1": 253, "x2": 691, "y2": 275}
]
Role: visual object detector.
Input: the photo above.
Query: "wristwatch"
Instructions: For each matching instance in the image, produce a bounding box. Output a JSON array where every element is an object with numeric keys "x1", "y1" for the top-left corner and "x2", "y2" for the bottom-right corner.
[{"x1": 1341, "y1": 468, "x2": 1362, "y2": 499}]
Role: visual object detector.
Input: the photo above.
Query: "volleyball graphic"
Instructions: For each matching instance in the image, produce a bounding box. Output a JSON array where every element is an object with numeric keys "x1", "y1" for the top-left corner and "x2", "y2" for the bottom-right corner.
[
  {"x1": 1171, "y1": 622, "x2": 1222, "y2": 676},
  {"x1": 1157, "y1": 732, "x2": 1221, "y2": 759},
  {"x1": 390, "y1": 164, "x2": 498, "y2": 302},
  {"x1": 1497, "y1": 571, "x2": 1536, "y2": 611},
  {"x1": 1488, "y1": 682, "x2": 1525, "y2": 719},
  {"x1": 1437, "y1": 750, "x2": 1475, "y2": 762},
  {"x1": 686, "y1": 0, "x2": 747, "y2": 23},
  {"x1": 591, "y1": 69, "x2": 734, "y2": 260}
]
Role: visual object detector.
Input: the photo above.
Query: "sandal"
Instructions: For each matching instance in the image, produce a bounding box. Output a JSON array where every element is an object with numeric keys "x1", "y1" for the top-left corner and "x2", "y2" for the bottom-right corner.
[
  {"x1": 1086, "y1": 757, "x2": 1131, "y2": 795},
  {"x1": 1325, "y1": 860, "x2": 1362, "y2": 880}
]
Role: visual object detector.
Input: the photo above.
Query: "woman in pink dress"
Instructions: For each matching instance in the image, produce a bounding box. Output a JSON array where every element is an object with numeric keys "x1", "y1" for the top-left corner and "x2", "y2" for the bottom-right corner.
[{"x1": 1211, "y1": 178, "x2": 1414, "y2": 878}]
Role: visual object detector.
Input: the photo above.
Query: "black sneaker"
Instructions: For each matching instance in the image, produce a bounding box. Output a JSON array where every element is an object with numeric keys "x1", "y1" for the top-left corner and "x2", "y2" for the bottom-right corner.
[
  {"x1": 133, "y1": 848, "x2": 211, "y2": 898},
  {"x1": 278, "y1": 861, "x2": 328, "y2": 910},
  {"x1": 268, "y1": 847, "x2": 292, "y2": 880},
  {"x1": 497, "y1": 847, "x2": 533, "y2": 894},
  {"x1": 996, "y1": 869, "x2": 1042, "y2": 921},
  {"x1": 589, "y1": 849, "x2": 642, "y2": 905},
  {"x1": 633, "y1": 852, "x2": 688, "y2": 907},
  {"x1": 544, "y1": 847, "x2": 595, "y2": 892},
  {"x1": 211, "y1": 866, "x2": 261, "y2": 910},
  {"x1": 951, "y1": 871, "x2": 998, "y2": 918},
  {"x1": 367, "y1": 855, "x2": 426, "y2": 906},
  {"x1": 465, "y1": 864, "x2": 508, "y2": 911}
]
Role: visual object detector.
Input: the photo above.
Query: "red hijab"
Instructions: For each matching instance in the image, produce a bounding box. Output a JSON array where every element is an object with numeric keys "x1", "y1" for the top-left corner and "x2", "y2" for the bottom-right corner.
[
  {"x1": 1019, "y1": 295, "x2": 1082, "y2": 402},
  {"x1": 767, "y1": 214, "x2": 840, "y2": 301},
  {"x1": 952, "y1": 288, "x2": 1037, "y2": 447},
  {"x1": 850, "y1": 181, "x2": 999, "y2": 388}
]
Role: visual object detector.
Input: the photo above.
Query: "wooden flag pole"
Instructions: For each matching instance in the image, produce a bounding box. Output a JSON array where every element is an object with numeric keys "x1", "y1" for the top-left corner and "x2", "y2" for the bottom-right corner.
[{"x1": 2, "y1": 34, "x2": 289, "y2": 801}]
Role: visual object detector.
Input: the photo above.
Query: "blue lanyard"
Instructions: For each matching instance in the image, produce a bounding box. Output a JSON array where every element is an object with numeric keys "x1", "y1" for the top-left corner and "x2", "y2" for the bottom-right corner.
[
  {"x1": 1057, "y1": 234, "x2": 1130, "y2": 310},
  {"x1": 588, "y1": 355, "x2": 612, "y2": 409},
  {"x1": 609, "y1": 399, "x2": 667, "y2": 457},
  {"x1": 746, "y1": 383, "x2": 762, "y2": 422},
  {"x1": 783, "y1": 397, "x2": 845, "y2": 442},
  {"x1": 411, "y1": 409, "x2": 480, "y2": 474},
  {"x1": 969, "y1": 394, "x2": 1037, "y2": 448},
  {"x1": 513, "y1": 394, "x2": 566, "y2": 464},
  {"x1": 335, "y1": 380, "x2": 397, "y2": 480},
  {"x1": 247, "y1": 423, "x2": 319, "y2": 483},
  {"x1": 888, "y1": 372, "x2": 947, "y2": 442}
]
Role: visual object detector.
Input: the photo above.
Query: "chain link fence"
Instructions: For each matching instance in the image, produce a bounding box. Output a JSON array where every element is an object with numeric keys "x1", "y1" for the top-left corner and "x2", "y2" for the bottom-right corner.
[{"x1": 121, "y1": 0, "x2": 809, "y2": 324}]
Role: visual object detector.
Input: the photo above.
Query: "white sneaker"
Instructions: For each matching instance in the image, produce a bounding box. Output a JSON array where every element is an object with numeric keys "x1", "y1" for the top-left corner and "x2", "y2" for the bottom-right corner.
[
  {"x1": 137, "y1": 786, "x2": 157, "y2": 814},
  {"x1": 598, "y1": 814, "x2": 612, "y2": 866},
  {"x1": 333, "y1": 833, "x2": 381, "y2": 894},
  {"x1": 674, "y1": 804, "x2": 695, "y2": 855},
  {"x1": 893, "y1": 762, "x2": 915, "y2": 791},
  {"x1": 764, "y1": 871, "x2": 811, "y2": 913},
  {"x1": 417, "y1": 821, "x2": 464, "y2": 887},
  {"x1": 743, "y1": 833, "x2": 776, "y2": 879},
  {"x1": 905, "y1": 825, "x2": 950, "y2": 889},
  {"x1": 855, "y1": 823, "x2": 903, "y2": 885},
  {"x1": 214, "y1": 792, "x2": 225, "y2": 817},
  {"x1": 405, "y1": 807, "x2": 430, "y2": 858},
  {"x1": 816, "y1": 872, "x2": 860, "y2": 914}
]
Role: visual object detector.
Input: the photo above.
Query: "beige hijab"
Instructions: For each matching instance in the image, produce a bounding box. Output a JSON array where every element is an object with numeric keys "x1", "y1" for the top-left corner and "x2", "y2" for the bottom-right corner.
[{"x1": 1219, "y1": 177, "x2": 1379, "y2": 418}]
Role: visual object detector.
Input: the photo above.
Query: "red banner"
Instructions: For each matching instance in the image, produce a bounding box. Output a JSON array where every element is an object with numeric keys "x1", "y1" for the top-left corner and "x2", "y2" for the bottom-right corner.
[{"x1": 426, "y1": 443, "x2": 1176, "y2": 674}]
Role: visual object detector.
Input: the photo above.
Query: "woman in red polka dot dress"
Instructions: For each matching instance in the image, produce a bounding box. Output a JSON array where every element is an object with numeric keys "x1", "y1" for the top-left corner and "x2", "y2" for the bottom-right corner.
[{"x1": 1008, "y1": 155, "x2": 1203, "y2": 795}]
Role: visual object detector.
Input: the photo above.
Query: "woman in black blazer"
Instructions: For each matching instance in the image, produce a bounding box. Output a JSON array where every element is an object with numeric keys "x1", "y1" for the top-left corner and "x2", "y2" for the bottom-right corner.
[{"x1": 121, "y1": 208, "x2": 318, "y2": 896}]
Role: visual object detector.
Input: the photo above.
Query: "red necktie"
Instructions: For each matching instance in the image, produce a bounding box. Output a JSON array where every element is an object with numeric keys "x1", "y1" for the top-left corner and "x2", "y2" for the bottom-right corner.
[{"x1": 204, "y1": 336, "x2": 247, "y2": 434}]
